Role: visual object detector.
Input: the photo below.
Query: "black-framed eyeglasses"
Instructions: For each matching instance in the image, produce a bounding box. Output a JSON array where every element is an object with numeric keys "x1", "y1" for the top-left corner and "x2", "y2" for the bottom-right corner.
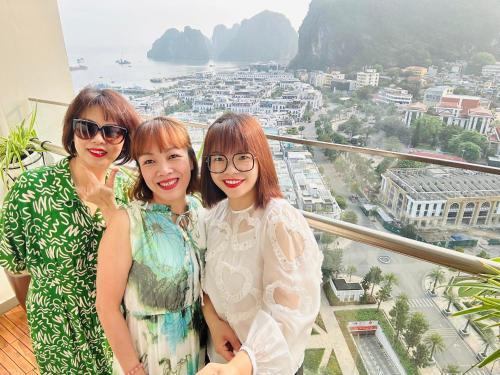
[
  {"x1": 72, "y1": 119, "x2": 128, "y2": 145},
  {"x1": 207, "y1": 153, "x2": 256, "y2": 173}
]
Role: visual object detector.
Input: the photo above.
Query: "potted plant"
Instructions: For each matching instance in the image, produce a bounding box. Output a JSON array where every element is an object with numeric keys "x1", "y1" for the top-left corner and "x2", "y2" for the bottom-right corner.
[
  {"x1": 451, "y1": 259, "x2": 500, "y2": 369},
  {"x1": 0, "y1": 106, "x2": 44, "y2": 188}
]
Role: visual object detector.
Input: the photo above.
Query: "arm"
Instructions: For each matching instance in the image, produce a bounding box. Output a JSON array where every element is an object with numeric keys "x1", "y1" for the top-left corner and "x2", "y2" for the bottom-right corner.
[
  {"x1": 0, "y1": 174, "x2": 32, "y2": 310},
  {"x1": 202, "y1": 293, "x2": 241, "y2": 361},
  {"x1": 96, "y1": 210, "x2": 145, "y2": 375}
]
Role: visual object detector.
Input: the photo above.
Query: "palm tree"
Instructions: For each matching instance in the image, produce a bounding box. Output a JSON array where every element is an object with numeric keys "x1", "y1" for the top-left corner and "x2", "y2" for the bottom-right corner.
[
  {"x1": 346, "y1": 265, "x2": 357, "y2": 281},
  {"x1": 383, "y1": 272, "x2": 398, "y2": 288},
  {"x1": 424, "y1": 332, "x2": 445, "y2": 360},
  {"x1": 444, "y1": 364, "x2": 460, "y2": 375},
  {"x1": 429, "y1": 268, "x2": 445, "y2": 295},
  {"x1": 444, "y1": 291, "x2": 457, "y2": 313}
]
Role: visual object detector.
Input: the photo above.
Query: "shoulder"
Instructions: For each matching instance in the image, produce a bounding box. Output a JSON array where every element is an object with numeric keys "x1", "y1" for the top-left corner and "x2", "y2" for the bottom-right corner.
[
  {"x1": 263, "y1": 198, "x2": 303, "y2": 223},
  {"x1": 4, "y1": 161, "x2": 66, "y2": 206},
  {"x1": 204, "y1": 199, "x2": 229, "y2": 222}
]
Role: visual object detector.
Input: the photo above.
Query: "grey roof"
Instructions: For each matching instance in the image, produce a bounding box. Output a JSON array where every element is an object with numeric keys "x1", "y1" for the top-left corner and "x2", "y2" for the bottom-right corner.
[
  {"x1": 333, "y1": 278, "x2": 363, "y2": 291},
  {"x1": 384, "y1": 167, "x2": 500, "y2": 201}
]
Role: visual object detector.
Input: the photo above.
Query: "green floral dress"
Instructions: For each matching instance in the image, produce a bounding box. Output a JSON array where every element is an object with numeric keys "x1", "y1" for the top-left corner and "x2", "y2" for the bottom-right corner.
[
  {"x1": 0, "y1": 157, "x2": 132, "y2": 374},
  {"x1": 112, "y1": 198, "x2": 206, "y2": 375}
]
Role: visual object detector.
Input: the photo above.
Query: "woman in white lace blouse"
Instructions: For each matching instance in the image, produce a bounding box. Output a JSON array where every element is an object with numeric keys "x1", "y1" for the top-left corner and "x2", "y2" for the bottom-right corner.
[{"x1": 196, "y1": 113, "x2": 323, "y2": 375}]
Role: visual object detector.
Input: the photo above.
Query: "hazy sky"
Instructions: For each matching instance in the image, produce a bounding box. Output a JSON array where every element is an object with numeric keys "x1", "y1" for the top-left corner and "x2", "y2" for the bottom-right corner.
[{"x1": 58, "y1": 0, "x2": 311, "y2": 51}]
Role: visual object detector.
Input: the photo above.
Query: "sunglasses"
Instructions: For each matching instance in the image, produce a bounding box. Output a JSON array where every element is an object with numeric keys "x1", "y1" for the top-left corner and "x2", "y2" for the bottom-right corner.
[{"x1": 72, "y1": 119, "x2": 128, "y2": 145}]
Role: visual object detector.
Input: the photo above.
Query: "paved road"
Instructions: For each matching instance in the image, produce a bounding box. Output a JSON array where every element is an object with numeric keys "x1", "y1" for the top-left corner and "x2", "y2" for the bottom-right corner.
[{"x1": 301, "y1": 108, "x2": 492, "y2": 374}]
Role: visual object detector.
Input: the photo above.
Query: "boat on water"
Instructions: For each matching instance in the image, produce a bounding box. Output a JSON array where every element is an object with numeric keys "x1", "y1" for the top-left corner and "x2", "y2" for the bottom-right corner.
[
  {"x1": 69, "y1": 64, "x2": 88, "y2": 71},
  {"x1": 116, "y1": 58, "x2": 131, "y2": 65}
]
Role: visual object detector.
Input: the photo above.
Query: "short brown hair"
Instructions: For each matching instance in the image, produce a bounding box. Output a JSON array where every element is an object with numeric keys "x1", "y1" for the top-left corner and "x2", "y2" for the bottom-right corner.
[
  {"x1": 201, "y1": 112, "x2": 282, "y2": 208},
  {"x1": 62, "y1": 87, "x2": 142, "y2": 164},
  {"x1": 131, "y1": 116, "x2": 199, "y2": 202}
]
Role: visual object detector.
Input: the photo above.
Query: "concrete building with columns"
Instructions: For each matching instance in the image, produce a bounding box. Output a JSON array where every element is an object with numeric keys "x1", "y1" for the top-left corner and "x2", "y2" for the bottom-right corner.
[{"x1": 380, "y1": 168, "x2": 500, "y2": 229}]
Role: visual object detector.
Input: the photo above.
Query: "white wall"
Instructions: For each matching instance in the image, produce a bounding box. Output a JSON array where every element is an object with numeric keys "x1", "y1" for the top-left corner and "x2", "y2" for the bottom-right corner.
[{"x1": 0, "y1": 0, "x2": 74, "y2": 308}]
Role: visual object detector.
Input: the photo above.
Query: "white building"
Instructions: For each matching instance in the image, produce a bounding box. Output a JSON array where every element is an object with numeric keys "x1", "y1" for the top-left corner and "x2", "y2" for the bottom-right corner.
[
  {"x1": 423, "y1": 86, "x2": 454, "y2": 107},
  {"x1": 482, "y1": 63, "x2": 500, "y2": 78},
  {"x1": 376, "y1": 87, "x2": 412, "y2": 105},
  {"x1": 436, "y1": 95, "x2": 494, "y2": 135},
  {"x1": 403, "y1": 102, "x2": 427, "y2": 126},
  {"x1": 380, "y1": 167, "x2": 500, "y2": 228},
  {"x1": 330, "y1": 278, "x2": 364, "y2": 302},
  {"x1": 356, "y1": 68, "x2": 379, "y2": 88}
]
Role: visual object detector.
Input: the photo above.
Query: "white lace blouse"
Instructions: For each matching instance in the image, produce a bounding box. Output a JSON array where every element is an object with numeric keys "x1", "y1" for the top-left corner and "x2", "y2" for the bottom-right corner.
[{"x1": 200, "y1": 198, "x2": 323, "y2": 375}]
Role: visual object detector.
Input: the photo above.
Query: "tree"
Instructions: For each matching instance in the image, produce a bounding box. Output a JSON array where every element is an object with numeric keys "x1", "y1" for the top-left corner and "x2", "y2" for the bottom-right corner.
[
  {"x1": 376, "y1": 283, "x2": 392, "y2": 311},
  {"x1": 341, "y1": 210, "x2": 358, "y2": 224},
  {"x1": 424, "y1": 332, "x2": 445, "y2": 360},
  {"x1": 444, "y1": 290, "x2": 457, "y2": 313},
  {"x1": 429, "y1": 268, "x2": 445, "y2": 295},
  {"x1": 365, "y1": 266, "x2": 383, "y2": 297},
  {"x1": 400, "y1": 224, "x2": 418, "y2": 240},
  {"x1": 322, "y1": 248, "x2": 343, "y2": 279},
  {"x1": 375, "y1": 116, "x2": 411, "y2": 144},
  {"x1": 389, "y1": 294, "x2": 410, "y2": 342},
  {"x1": 346, "y1": 265, "x2": 357, "y2": 281},
  {"x1": 444, "y1": 364, "x2": 460, "y2": 375},
  {"x1": 447, "y1": 131, "x2": 488, "y2": 156},
  {"x1": 403, "y1": 312, "x2": 429, "y2": 354},
  {"x1": 383, "y1": 272, "x2": 398, "y2": 288},
  {"x1": 335, "y1": 195, "x2": 347, "y2": 209},
  {"x1": 413, "y1": 343, "x2": 429, "y2": 368},
  {"x1": 339, "y1": 116, "x2": 363, "y2": 135},
  {"x1": 439, "y1": 125, "x2": 463, "y2": 150},
  {"x1": 411, "y1": 115, "x2": 443, "y2": 148},
  {"x1": 459, "y1": 141, "x2": 481, "y2": 162},
  {"x1": 467, "y1": 52, "x2": 496, "y2": 74}
]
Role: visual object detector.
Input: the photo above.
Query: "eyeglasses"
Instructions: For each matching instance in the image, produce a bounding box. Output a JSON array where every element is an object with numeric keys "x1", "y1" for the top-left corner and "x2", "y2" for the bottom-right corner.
[
  {"x1": 72, "y1": 119, "x2": 128, "y2": 145},
  {"x1": 207, "y1": 153, "x2": 256, "y2": 173}
]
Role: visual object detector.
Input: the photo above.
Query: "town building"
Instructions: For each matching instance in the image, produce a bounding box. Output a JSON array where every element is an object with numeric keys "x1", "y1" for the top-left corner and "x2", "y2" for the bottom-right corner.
[
  {"x1": 356, "y1": 68, "x2": 379, "y2": 88},
  {"x1": 482, "y1": 63, "x2": 500, "y2": 79},
  {"x1": 375, "y1": 87, "x2": 412, "y2": 105},
  {"x1": 330, "y1": 278, "x2": 364, "y2": 302},
  {"x1": 423, "y1": 86, "x2": 454, "y2": 107},
  {"x1": 435, "y1": 95, "x2": 494, "y2": 135},
  {"x1": 380, "y1": 167, "x2": 500, "y2": 229}
]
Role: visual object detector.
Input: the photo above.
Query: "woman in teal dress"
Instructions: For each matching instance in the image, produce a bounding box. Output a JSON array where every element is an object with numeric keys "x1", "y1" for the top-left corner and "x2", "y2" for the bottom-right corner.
[
  {"x1": 0, "y1": 87, "x2": 142, "y2": 374},
  {"x1": 96, "y1": 117, "x2": 207, "y2": 375}
]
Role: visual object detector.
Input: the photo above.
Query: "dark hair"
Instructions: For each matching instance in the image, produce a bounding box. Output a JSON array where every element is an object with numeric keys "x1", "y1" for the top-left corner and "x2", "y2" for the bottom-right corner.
[
  {"x1": 131, "y1": 116, "x2": 199, "y2": 202},
  {"x1": 62, "y1": 87, "x2": 142, "y2": 164},
  {"x1": 200, "y1": 112, "x2": 282, "y2": 208}
]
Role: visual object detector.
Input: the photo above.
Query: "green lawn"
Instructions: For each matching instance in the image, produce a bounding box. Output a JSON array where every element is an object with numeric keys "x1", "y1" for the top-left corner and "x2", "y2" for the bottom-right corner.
[
  {"x1": 303, "y1": 348, "x2": 325, "y2": 372},
  {"x1": 315, "y1": 313, "x2": 328, "y2": 332}
]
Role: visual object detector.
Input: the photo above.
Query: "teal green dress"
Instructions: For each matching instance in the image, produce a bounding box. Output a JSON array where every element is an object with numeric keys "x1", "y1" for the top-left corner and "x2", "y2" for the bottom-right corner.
[
  {"x1": 0, "y1": 157, "x2": 132, "y2": 374},
  {"x1": 112, "y1": 197, "x2": 206, "y2": 375}
]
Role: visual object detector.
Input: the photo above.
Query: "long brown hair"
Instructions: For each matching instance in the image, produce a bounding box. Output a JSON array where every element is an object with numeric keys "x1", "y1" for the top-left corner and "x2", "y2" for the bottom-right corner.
[
  {"x1": 131, "y1": 117, "x2": 199, "y2": 202},
  {"x1": 62, "y1": 87, "x2": 141, "y2": 164},
  {"x1": 200, "y1": 112, "x2": 282, "y2": 208}
]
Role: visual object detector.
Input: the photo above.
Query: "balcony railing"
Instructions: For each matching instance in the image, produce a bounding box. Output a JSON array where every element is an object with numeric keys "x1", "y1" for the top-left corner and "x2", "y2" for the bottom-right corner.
[{"x1": 27, "y1": 96, "x2": 500, "y2": 276}]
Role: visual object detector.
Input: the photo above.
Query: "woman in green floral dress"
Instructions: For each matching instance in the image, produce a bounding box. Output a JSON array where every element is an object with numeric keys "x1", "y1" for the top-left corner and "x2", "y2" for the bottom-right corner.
[
  {"x1": 0, "y1": 88, "x2": 141, "y2": 374},
  {"x1": 96, "y1": 117, "x2": 207, "y2": 375}
]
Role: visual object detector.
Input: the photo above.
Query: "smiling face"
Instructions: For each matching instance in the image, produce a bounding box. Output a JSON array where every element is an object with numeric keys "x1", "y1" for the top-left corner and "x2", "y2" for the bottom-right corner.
[
  {"x1": 138, "y1": 143, "x2": 193, "y2": 212},
  {"x1": 73, "y1": 106, "x2": 124, "y2": 170},
  {"x1": 209, "y1": 152, "x2": 259, "y2": 211}
]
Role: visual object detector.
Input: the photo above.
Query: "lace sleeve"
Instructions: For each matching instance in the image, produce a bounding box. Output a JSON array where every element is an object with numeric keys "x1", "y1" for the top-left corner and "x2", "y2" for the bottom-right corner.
[{"x1": 241, "y1": 201, "x2": 323, "y2": 374}]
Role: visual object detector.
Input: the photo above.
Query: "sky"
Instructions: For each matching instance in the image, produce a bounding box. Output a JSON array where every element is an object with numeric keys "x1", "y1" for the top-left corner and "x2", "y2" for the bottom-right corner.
[{"x1": 57, "y1": 0, "x2": 312, "y2": 51}]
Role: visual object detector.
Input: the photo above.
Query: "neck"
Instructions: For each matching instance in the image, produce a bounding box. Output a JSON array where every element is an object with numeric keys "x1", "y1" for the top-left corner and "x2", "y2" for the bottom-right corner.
[
  {"x1": 228, "y1": 191, "x2": 256, "y2": 211},
  {"x1": 70, "y1": 157, "x2": 107, "y2": 185},
  {"x1": 152, "y1": 196, "x2": 188, "y2": 215}
]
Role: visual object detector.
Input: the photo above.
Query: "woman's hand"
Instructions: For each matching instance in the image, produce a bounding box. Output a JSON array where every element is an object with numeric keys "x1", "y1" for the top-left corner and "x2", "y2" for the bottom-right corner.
[
  {"x1": 76, "y1": 166, "x2": 120, "y2": 221},
  {"x1": 196, "y1": 363, "x2": 239, "y2": 375},
  {"x1": 209, "y1": 319, "x2": 242, "y2": 361}
]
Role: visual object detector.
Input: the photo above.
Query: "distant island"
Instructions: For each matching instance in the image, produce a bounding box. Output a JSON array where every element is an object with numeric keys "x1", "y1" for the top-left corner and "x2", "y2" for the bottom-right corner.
[
  {"x1": 290, "y1": 0, "x2": 500, "y2": 70},
  {"x1": 147, "y1": 11, "x2": 298, "y2": 63},
  {"x1": 147, "y1": 26, "x2": 211, "y2": 63}
]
